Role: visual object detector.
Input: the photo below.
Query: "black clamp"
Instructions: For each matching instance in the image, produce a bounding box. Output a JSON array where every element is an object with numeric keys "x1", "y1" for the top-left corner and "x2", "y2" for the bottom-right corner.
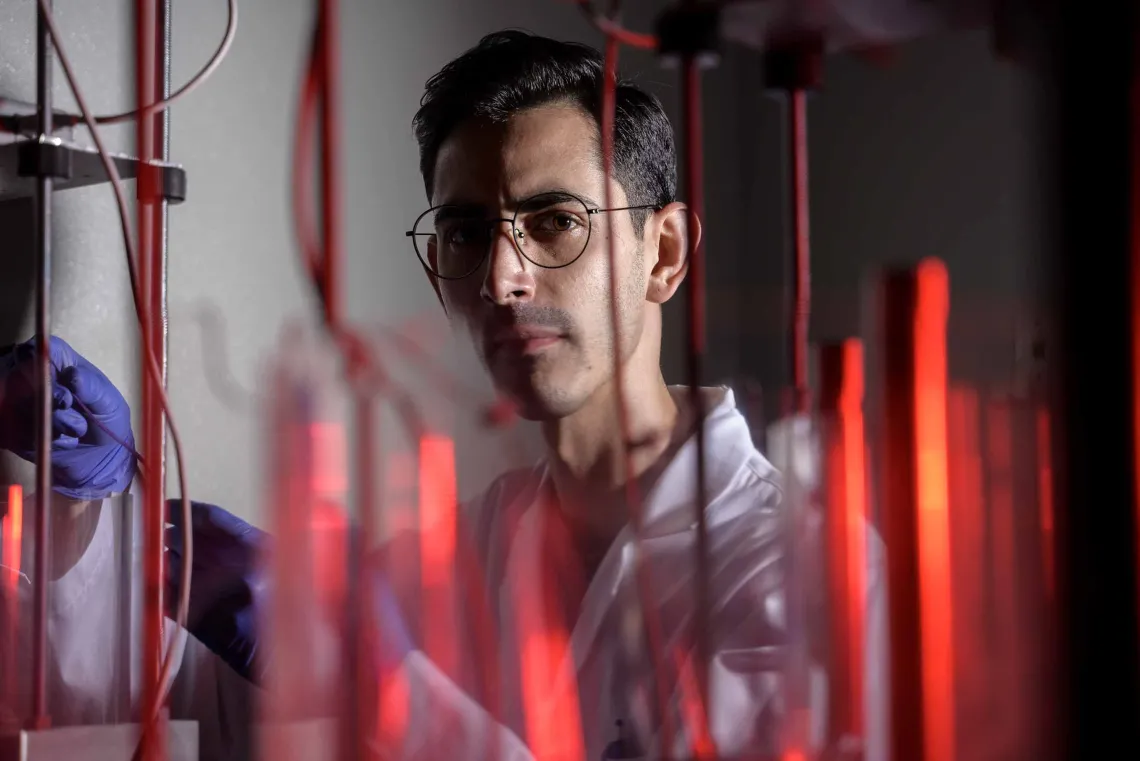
[
  {"x1": 655, "y1": 2, "x2": 721, "y2": 68},
  {"x1": 16, "y1": 137, "x2": 73, "y2": 180},
  {"x1": 763, "y1": 33, "x2": 826, "y2": 93},
  {"x1": 136, "y1": 162, "x2": 188, "y2": 205}
]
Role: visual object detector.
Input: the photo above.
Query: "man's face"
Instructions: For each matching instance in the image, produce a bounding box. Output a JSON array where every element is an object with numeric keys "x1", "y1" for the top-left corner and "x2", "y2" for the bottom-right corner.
[{"x1": 428, "y1": 103, "x2": 648, "y2": 421}]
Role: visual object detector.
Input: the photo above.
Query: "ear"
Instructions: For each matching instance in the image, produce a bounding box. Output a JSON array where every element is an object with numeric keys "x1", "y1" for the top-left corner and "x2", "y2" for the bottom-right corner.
[
  {"x1": 645, "y1": 201, "x2": 700, "y2": 304},
  {"x1": 421, "y1": 237, "x2": 447, "y2": 313}
]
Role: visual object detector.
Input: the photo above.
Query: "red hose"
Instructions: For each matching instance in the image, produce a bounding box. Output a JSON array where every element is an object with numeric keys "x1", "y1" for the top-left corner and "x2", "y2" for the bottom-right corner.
[
  {"x1": 790, "y1": 89, "x2": 811, "y2": 413},
  {"x1": 318, "y1": 0, "x2": 343, "y2": 329},
  {"x1": 135, "y1": 1, "x2": 166, "y2": 758},
  {"x1": 681, "y1": 52, "x2": 715, "y2": 748},
  {"x1": 293, "y1": 30, "x2": 323, "y2": 286},
  {"x1": 600, "y1": 32, "x2": 681, "y2": 757}
]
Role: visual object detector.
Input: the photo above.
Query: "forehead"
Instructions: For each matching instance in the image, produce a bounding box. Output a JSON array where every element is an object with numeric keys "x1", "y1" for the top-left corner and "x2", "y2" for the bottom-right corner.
[{"x1": 431, "y1": 102, "x2": 603, "y2": 208}]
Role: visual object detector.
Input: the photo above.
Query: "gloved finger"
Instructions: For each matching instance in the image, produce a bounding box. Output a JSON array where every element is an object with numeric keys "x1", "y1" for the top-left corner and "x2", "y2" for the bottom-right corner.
[
  {"x1": 13, "y1": 336, "x2": 79, "y2": 376},
  {"x1": 52, "y1": 407, "x2": 87, "y2": 439},
  {"x1": 52, "y1": 383, "x2": 73, "y2": 410},
  {"x1": 181, "y1": 499, "x2": 260, "y2": 543},
  {"x1": 45, "y1": 336, "x2": 81, "y2": 374},
  {"x1": 58, "y1": 364, "x2": 118, "y2": 417},
  {"x1": 164, "y1": 549, "x2": 183, "y2": 619},
  {"x1": 52, "y1": 434, "x2": 79, "y2": 451},
  {"x1": 165, "y1": 498, "x2": 197, "y2": 531},
  {"x1": 165, "y1": 520, "x2": 184, "y2": 556}
]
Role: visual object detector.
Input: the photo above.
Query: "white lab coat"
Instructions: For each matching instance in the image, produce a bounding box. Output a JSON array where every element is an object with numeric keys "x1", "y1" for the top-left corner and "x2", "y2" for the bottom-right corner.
[
  {"x1": 0, "y1": 496, "x2": 254, "y2": 761},
  {"x1": 384, "y1": 386, "x2": 888, "y2": 761},
  {"x1": 0, "y1": 385, "x2": 887, "y2": 761}
]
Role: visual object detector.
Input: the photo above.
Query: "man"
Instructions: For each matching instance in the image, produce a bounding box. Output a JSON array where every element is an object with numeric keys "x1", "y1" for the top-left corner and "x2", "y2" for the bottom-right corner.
[{"x1": 0, "y1": 30, "x2": 885, "y2": 761}]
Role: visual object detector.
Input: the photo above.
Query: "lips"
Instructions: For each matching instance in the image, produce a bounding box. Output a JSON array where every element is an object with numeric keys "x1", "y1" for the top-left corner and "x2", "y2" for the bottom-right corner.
[{"x1": 487, "y1": 325, "x2": 564, "y2": 356}]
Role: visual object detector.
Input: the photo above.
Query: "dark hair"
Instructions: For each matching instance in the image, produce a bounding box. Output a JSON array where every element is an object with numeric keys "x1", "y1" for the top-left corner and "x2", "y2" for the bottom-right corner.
[{"x1": 413, "y1": 30, "x2": 676, "y2": 231}]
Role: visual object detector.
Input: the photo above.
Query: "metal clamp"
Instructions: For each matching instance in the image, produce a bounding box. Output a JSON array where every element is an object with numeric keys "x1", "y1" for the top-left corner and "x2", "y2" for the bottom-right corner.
[
  {"x1": 16, "y1": 136, "x2": 73, "y2": 180},
  {"x1": 655, "y1": 2, "x2": 721, "y2": 67}
]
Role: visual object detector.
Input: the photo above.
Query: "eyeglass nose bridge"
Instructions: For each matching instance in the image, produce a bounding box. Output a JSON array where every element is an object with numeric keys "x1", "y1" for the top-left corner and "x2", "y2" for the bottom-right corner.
[{"x1": 485, "y1": 216, "x2": 527, "y2": 249}]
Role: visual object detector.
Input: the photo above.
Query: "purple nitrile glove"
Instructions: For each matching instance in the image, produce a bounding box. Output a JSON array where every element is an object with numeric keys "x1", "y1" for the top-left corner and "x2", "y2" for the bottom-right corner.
[
  {"x1": 165, "y1": 500, "x2": 413, "y2": 685},
  {"x1": 165, "y1": 500, "x2": 270, "y2": 684},
  {"x1": 0, "y1": 335, "x2": 136, "y2": 499}
]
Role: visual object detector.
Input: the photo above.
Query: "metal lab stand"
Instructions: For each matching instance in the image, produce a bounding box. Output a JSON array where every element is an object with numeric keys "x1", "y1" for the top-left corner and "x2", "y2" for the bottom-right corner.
[{"x1": 0, "y1": 0, "x2": 190, "y2": 758}]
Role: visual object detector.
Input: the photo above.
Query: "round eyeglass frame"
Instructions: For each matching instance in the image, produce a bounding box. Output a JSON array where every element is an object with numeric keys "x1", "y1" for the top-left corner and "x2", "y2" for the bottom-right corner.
[{"x1": 405, "y1": 192, "x2": 661, "y2": 280}]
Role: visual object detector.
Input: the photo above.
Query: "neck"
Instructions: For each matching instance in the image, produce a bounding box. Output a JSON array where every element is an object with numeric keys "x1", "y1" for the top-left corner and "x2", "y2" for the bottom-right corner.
[{"x1": 541, "y1": 362, "x2": 679, "y2": 542}]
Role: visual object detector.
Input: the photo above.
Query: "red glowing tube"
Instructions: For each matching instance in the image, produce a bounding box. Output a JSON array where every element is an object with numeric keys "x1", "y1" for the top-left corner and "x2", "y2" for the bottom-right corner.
[
  {"x1": 376, "y1": 451, "x2": 416, "y2": 749},
  {"x1": 1036, "y1": 407, "x2": 1054, "y2": 601},
  {"x1": 2, "y1": 485, "x2": 22, "y2": 724},
  {"x1": 880, "y1": 258, "x2": 955, "y2": 761},
  {"x1": 511, "y1": 522, "x2": 586, "y2": 761},
  {"x1": 912, "y1": 259, "x2": 954, "y2": 761},
  {"x1": 354, "y1": 393, "x2": 381, "y2": 761},
  {"x1": 418, "y1": 434, "x2": 459, "y2": 680},
  {"x1": 818, "y1": 339, "x2": 867, "y2": 743},
  {"x1": 946, "y1": 385, "x2": 986, "y2": 755},
  {"x1": 984, "y1": 398, "x2": 1019, "y2": 751}
]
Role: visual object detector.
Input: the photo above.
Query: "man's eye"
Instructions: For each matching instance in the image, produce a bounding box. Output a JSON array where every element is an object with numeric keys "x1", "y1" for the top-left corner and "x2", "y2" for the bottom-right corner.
[
  {"x1": 444, "y1": 222, "x2": 485, "y2": 247},
  {"x1": 534, "y1": 211, "x2": 581, "y2": 233}
]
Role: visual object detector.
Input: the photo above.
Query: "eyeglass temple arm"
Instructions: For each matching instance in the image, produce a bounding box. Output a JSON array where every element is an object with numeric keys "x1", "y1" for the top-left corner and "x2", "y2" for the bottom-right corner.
[{"x1": 588, "y1": 203, "x2": 662, "y2": 214}]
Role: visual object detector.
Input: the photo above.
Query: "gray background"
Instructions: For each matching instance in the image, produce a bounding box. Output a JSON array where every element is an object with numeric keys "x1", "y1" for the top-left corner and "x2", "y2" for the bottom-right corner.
[{"x1": 0, "y1": 0, "x2": 1042, "y2": 524}]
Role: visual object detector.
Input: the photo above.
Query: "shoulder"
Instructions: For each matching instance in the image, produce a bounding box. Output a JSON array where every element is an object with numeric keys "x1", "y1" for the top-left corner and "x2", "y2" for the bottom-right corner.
[
  {"x1": 712, "y1": 447, "x2": 784, "y2": 523},
  {"x1": 742, "y1": 449, "x2": 783, "y2": 507}
]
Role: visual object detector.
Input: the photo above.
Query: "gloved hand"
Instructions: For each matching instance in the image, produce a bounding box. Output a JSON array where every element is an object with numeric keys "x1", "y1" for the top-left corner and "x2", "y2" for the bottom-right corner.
[
  {"x1": 166, "y1": 500, "x2": 269, "y2": 684},
  {"x1": 165, "y1": 500, "x2": 413, "y2": 685},
  {"x1": 0, "y1": 336, "x2": 136, "y2": 499}
]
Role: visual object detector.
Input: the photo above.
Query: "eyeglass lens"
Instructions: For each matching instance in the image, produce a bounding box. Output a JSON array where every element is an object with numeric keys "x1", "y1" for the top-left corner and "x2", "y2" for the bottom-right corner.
[{"x1": 412, "y1": 192, "x2": 593, "y2": 279}]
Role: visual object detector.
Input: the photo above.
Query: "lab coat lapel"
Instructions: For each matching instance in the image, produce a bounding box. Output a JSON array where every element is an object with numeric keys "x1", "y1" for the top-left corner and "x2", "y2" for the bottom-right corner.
[
  {"x1": 499, "y1": 387, "x2": 764, "y2": 698},
  {"x1": 567, "y1": 388, "x2": 758, "y2": 672},
  {"x1": 639, "y1": 387, "x2": 759, "y2": 536},
  {"x1": 497, "y1": 466, "x2": 627, "y2": 710}
]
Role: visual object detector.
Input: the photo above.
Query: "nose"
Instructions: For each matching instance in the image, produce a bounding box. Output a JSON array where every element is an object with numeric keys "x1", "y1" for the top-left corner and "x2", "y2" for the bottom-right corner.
[{"x1": 480, "y1": 220, "x2": 536, "y2": 305}]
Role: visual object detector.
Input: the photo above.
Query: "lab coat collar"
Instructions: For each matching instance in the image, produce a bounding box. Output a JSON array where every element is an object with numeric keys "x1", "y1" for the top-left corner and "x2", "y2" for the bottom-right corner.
[
  {"x1": 503, "y1": 385, "x2": 773, "y2": 678},
  {"x1": 638, "y1": 385, "x2": 767, "y2": 538},
  {"x1": 527, "y1": 385, "x2": 766, "y2": 540}
]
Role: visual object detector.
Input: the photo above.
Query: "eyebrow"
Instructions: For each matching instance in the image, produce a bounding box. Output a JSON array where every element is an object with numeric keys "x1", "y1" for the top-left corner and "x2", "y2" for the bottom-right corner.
[
  {"x1": 432, "y1": 204, "x2": 486, "y2": 223},
  {"x1": 514, "y1": 189, "x2": 601, "y2": 210},
  {"x1": 434, "y1": 189, "x2": 602, "y2": 214}
]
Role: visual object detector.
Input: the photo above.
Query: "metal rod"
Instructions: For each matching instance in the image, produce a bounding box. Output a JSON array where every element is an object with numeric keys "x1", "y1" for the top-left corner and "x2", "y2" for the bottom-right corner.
[
  {"x1": 155, "y1": 0, "x2": 171, "y2": 469},
  {"x1": 29, "y1": 0, "x2": 54, "y2": 731}
]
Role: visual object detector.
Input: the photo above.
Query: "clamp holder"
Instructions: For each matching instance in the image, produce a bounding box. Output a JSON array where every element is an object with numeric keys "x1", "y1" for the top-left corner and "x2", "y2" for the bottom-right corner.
[
  {"x1": 763, "y1": 34, "x2": 826, "y2": 93},
  {"x1": 16, "y1": 136, "x2": 73, "y2": 181},
  {"x1": 655, "y1": 2, "x2": 721, "y2": 68}
]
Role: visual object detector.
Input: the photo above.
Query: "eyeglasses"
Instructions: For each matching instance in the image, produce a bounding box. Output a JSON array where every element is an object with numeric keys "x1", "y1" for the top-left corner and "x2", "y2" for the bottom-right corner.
[{"x1": 406, "y1": 191, "x2": 660, "y2": 280}]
